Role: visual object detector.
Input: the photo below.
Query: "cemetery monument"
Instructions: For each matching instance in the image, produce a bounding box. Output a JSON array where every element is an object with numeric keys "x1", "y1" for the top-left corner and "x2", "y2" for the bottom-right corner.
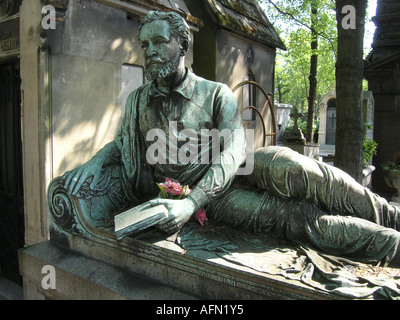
[{"x1": 49, "y1": 11, "x2": 400, "y2": 269}]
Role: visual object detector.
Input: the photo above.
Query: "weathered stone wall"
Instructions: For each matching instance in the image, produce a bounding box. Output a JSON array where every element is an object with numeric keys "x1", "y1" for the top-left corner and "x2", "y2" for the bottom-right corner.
[{"x1": 216, "y1": 30, "x2": 276, "y2": 148}]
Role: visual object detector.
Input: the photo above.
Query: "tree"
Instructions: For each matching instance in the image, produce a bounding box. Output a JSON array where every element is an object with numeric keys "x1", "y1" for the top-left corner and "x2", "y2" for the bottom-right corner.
[
  {"x1": 334, "y1": 0, "x2": 367, "y2": 182},
  {"x1": 263, "y1": 0, "x2": 337, "y2": 140},
  {"x1": 264, "y1": 0, "x2": 370, "y2": 181},
  {"x1": 274, "y1": 29, "x2": 313, "y2": 108},
  {"x1": 306, "y1": 0, "x2": 318, "y2": 143}
]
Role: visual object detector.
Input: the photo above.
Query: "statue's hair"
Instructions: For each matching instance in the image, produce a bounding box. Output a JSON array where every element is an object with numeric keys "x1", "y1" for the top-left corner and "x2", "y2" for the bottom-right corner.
[{"x1": 138, "y1": 11, "x2": 191, "y2": 46}]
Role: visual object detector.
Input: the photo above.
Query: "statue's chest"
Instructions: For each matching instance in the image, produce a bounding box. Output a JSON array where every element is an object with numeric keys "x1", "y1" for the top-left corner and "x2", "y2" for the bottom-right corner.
[{"x1": 139, "y1": 97, "x2": 213, "y2": 138}]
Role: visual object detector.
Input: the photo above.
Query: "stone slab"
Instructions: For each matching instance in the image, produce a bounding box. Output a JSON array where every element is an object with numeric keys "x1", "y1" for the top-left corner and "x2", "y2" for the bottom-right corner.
[
  {"x1": 19, "y1": 241, "x2": 197, "y2": 300},
  {"x1": 36, "y1": 222, "x2": 342, "y2": 300}
]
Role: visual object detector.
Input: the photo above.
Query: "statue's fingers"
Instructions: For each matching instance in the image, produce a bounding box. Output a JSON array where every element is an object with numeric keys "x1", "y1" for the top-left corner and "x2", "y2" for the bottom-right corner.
[
  {"x1": 89, "y1": 172, "x2": 100, "y2": 189},
  {"x1": 149, "y1": 198, "x2": 175, "y2": 213},
  {"x1": 158, "y1": 216, "x2": 175, "y2": 227},
  {"x1": 71, "y1": 170, "x2": 87, "y2": 195},
  {"x1": 150, "y1": 198, "x2": 168, "y2": 206},
  {"x1": 164, "y1": 222, "x2": 179, "y2": 234},
  {"x1": 62, "y1": 170, "x2": 70, "y2": 181},
  {"x1": 63, "y1": 170, "x2": 73, "y2": 190},
  {"x1": 158, "y1": 220, "x2": 178, "y2": 234},
  {"x1": 63, "y1": 170, "x2": 80, "y2": 193}
]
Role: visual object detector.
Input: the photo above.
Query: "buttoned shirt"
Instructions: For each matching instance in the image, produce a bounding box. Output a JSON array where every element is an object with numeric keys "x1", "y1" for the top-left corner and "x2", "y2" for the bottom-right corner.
[{"x1": 114, "y1": 69, "x2": 246, "y2": 209}]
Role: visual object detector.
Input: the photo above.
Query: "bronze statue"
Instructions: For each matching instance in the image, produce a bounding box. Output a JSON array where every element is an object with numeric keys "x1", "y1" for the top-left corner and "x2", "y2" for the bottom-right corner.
[{"x1": 54, "y1": 11, "x2": 400, "y2": 267}]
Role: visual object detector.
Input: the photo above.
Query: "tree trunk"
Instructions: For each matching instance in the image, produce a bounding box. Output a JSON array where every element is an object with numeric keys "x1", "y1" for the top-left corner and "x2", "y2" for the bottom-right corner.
[
  {"x1": 335, "y1": 0, "x2": 367, "y2": 182},
  {"x1": 306, "y1": 2, "x2": 318, "y2": 143},
  {"x1": 277, "y1": 83, "x2": 283, "y2": 103}
]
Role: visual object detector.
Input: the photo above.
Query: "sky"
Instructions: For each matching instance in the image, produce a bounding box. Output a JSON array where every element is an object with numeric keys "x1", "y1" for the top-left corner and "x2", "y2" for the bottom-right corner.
[{"x1": 365, "y1": 0, "x2": 377, "y2": 52}]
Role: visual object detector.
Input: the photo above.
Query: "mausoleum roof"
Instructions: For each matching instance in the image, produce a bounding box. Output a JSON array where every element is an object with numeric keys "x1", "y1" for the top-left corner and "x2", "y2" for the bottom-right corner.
[
  {"x1": 204, "y1": 0, "x2": 286, "y2": 50},
  {"x1": 127, "y1": 0, "x2": 202, "y2": 26}
]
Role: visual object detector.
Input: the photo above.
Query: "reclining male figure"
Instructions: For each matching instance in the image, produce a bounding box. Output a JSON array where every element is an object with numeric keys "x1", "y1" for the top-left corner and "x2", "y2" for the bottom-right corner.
[{"x1": 62, "y1": 11, "x2": 400, "y2": 267}]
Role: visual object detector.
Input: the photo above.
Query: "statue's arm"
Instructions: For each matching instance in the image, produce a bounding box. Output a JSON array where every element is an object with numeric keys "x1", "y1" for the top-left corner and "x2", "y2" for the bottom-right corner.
[
  {"x1": 188, "y1": 84, "x2": 246, "y2": 211},
  {"x1": 63, "y1": 141, "x2": 121, "y2": 195}
]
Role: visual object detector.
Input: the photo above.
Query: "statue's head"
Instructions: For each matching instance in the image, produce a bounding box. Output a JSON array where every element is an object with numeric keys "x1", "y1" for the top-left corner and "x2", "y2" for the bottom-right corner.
[{"x1": 138, "y1": 11, "x2": 191, "y2": 81}]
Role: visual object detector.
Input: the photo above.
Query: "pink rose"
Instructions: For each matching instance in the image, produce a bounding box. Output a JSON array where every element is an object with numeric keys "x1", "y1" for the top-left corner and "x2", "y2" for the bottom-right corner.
[
  {"x1": 157, "y1": 178, "x2": 191, "y2": 199},
  {"x1": 162, "y1": 179, "x2": 182, "y2": 195},
  {"x1": 195, "y1": 209, "x2": 208, "y2": 226},
  {"x1": 170, "y1": 181, "x2": 183, "y2": 195}
]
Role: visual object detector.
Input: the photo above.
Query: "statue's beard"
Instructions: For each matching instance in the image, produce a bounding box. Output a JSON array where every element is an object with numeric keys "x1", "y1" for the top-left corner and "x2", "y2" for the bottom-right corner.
[{"x1": 145, "y1": 55, "x2": 181, "y2": 81}]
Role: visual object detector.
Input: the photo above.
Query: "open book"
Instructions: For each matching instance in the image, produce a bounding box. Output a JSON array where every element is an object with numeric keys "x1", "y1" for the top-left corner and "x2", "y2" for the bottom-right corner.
[{"x1": 114, "y1": 201, "x2": 168, "y2": 240}]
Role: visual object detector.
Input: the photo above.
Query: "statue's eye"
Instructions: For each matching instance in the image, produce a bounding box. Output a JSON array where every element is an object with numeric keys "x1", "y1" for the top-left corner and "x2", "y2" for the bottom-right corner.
[
  {"x1": 153, "y1": 36, "x2": 170, "y2": 45},
  {"x1": 140, "y1": 41, "x2": 148, "y2": 49}
]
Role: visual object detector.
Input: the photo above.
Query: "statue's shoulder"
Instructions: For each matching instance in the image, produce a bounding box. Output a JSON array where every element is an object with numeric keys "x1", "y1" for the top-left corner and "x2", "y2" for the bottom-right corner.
[
  {"x1": 191, "y1": 72, "x2": 232, "y2": 96},
  {"x1": 125, "y1": 82, "x2": 151, "y2": 104},
  {"x1": 129, "y1": 82, "x2": 151, "y2": 96}
]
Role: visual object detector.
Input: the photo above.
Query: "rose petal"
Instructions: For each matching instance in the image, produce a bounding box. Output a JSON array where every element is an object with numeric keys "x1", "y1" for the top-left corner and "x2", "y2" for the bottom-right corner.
[{"x1": 195, "y1": 209, "x2": 208, "y2": 226}]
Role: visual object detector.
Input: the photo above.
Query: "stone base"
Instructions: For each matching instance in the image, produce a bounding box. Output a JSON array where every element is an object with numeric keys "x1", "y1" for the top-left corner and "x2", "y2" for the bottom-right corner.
[
  {"x1": 18, "y1": 220, "x2": 343, "y2": 300},
  {"x1": 362, "y1": 165, "x2": 376, "y2": 189},
  {"x1": 19, "y1": 241, "x2": 197, "y2": 300}
]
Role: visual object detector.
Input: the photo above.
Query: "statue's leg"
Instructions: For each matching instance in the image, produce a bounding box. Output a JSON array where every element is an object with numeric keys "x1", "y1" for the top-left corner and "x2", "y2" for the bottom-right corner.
[
  {"x1": 246, "y1": 146, "x2": 400, "y2": 231},
  {"x1": 208, "y1": 187, "x2": 400, "y2": 267}
]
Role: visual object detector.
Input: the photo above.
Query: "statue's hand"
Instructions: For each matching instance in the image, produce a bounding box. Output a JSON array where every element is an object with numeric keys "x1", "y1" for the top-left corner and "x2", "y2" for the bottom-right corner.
[
  {"x1": 63, "y1": 157, "x2": 103, "y2": 196},
  {"x1": 150, "y1": 198, "x2": 197, "y2": 234}
]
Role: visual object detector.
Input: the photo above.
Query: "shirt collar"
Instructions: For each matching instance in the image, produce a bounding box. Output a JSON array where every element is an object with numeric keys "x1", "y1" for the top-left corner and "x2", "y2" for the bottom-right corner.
[
  {"x1": 148, "y1": 68, "x2": 196, "y2": 100},
  {"x1": 174, "y1": 68, "x2": 196, "y2": 100}
]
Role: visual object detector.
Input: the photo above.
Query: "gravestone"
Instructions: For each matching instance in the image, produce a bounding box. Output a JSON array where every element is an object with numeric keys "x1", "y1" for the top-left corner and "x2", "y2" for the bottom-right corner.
[
  {"x1": 318, "y1": 87, "x2": 336, "y2": 146},
  {"x1": 282, "y1": 108, "x2": 320, "y2": 159},
  {"x1": 363, "y1": 91, "x2": 375, "y2": 146},
  {"x1": 319, "y1": 91, "x2": 375, "y2": 147},
  {"x1": 318, "y1": 90, "x2": 376, "y2": 179},
  {"x1": 274, "y1": 103, "x2": 293, "y2": 143},
  {"x1": 362, "y1": 91, "x2": 376, "y2": 188}
]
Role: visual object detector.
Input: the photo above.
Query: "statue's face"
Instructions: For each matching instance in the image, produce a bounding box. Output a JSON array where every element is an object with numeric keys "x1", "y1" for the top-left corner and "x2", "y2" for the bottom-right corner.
[{"x1": 139, "y1": 20, "x2": 182, "y2": 81}]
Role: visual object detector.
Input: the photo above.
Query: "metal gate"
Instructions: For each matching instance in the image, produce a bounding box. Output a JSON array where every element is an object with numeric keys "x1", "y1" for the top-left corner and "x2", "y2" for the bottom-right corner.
[
  {"x1": 232, "y1": 81, "x2": 277, "y2": 146},
  {"x1": 0, "y1": 61, "x2": 24, "y2": 284}
]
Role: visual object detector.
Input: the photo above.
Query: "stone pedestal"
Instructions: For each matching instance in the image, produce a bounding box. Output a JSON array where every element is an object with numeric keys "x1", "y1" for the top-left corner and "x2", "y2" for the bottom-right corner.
[
  {"x1": 384, "y1": 170, "x2": 400, "y2": 203},
  {"x1": 19, "y1": 223, "x2": 340, "y2": 300},
  {"x1": 362, "y1": 165, "x2": 376, "y2": 189},
  {"x1": 19, "y1": 241, "x2": 196, "y2": 300}
]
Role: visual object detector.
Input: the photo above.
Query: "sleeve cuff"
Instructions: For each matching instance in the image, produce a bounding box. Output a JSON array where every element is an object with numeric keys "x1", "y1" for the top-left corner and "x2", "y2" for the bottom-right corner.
[{"x1": 188, "y1": 187, "x2": 209, "y2": 211}]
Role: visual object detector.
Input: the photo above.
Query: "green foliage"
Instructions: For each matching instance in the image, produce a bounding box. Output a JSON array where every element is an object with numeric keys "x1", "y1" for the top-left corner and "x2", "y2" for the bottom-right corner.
[
  {"x1": 381, "y1": 152, "x2": 400, "y2": 173},
  {"x1": 362, "y1": 124, "x2": 377, "y2": 167},
  {"x1": 282, "y1": 117, "x2": 320, "y2": 141},
  {"x1": 261, "y1": 0, "x2": 337, "y2": 111},
  {"x1": 362, "y1": 136, "x2": 378, "y2": 167}
]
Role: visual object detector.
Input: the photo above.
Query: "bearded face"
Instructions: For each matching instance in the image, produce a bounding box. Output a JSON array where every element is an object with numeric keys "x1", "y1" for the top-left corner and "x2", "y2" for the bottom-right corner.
[
  {"x1": 144, "y1": 52, "x2": 181, "y2": 81},
  {"x1": 139, "y1": 20, "x2": 183, "y2": 81}
]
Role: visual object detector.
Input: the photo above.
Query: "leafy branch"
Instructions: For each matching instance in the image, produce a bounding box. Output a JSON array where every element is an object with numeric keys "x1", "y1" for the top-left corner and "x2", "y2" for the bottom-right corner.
[{"x1": 263, "y1": 0, "x2": 337, "y2": 57}]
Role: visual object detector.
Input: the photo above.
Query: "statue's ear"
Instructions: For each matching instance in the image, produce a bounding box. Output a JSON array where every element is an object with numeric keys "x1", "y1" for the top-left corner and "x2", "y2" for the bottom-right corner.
[{"x1": 180, "y1": 40, "x2": 189, "y2": 56}]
